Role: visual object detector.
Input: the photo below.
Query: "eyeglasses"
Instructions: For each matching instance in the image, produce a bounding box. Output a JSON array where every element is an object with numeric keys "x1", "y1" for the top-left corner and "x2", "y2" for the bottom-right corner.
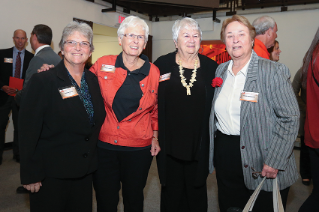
[
  {"x1": 122, "y1": 33, "x2": 145, "y2": 40},
  {"x1": 251, "y1": 167, "x2": 262, "y2": 179},
  {"x1": 64, "y1": 40, "x2": 90, "y2": 49}
]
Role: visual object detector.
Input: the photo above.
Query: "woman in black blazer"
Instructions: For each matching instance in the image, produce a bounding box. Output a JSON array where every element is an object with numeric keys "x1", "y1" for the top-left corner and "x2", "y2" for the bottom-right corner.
[{"x1": 18, "y1": 21, "x2": 106, "y2": 212}]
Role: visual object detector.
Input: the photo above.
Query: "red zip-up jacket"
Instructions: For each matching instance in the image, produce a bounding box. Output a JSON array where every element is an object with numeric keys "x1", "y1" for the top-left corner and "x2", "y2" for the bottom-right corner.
[{"x1": 90, "y1": 55, "x2": 159, "y2": 147}]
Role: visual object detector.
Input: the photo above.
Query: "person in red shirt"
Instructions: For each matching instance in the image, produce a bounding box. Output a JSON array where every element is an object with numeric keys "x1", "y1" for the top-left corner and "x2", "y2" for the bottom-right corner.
[
  {"x1": 299, "y1": 26, "x2": 319, "y2": 212},
  {"x1": 252, "y1": 16, "x2": 278, "y2": 59},
  {"x1": 90, "y1": 16, "x2": 161, "y2": 212}
]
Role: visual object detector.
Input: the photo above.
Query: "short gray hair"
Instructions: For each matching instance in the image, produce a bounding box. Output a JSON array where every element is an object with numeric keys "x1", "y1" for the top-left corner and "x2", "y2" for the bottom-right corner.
[
  {"x1": 172, "y1": 17, "x2": 202, "y2": 43},
  {"x1": 252, "y1": 16, "x2": 276, "y2": 35},
  {"x1": 59, "y1": 21, "x2": 94, "y2": 52},
  {"x1": 117, "y1": 16, "x2": 149, "y2": 42}
]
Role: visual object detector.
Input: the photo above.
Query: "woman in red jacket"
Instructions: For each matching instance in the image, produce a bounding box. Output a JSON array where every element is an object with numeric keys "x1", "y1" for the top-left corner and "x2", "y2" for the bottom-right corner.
[
  {"x1": 90, "y1": 16, "x2": 160, "y2": 212},
  {"x1": 299, "y1": 27, "x2": 319, "y2": 212}
]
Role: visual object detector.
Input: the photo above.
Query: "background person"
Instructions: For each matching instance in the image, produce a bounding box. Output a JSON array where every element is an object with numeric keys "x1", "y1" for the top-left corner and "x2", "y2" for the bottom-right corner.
[
  {"x1": 210, "y1": 15, "x2": 299, "y2": 212},
  {"x1": 298, "y1": 26, "x2": 319, "y2": 212},
  {"x1": 19, "y1": 21, "x2": 106, "y2": 212},
  {"x1": 90, "y1": 16, "x2": 160, "y2": 212},
  {"x1": 267, "y1": 40, "x2": 281, "y2": 62},
  {"x1": 252, "y1": 16, "x2": 278, "y2": 59},
  {"x1": 15, "y1": 24, "x2": 61, "y2": 105},
  {"x1": 154, "y1": 17, "x2": 218, "y2": 212},
  {"x1": 0, "y1": 29, "x2": 33, "y2": 165},
  {"x1": 292, "y1": 53, "x2": 312, "y2": 186}
]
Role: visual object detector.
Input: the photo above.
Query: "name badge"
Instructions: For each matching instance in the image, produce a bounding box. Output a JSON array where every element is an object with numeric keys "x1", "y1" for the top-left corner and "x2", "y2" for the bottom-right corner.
[
  {"x1": 100, "y1": 64, "x2": 115, "y2": 73},
  {"x1": 159, "y1": 73, "x2": 171, "y2": 82},
  {"x1": 240, "y1": 91, "x2": 259, "y2": 103},
  {"x1": 59, "y1": 86, "x2": 78, "y2": 99},
  {"x1": 4, "y1": 58, "x2": 13, "y2": 63}
]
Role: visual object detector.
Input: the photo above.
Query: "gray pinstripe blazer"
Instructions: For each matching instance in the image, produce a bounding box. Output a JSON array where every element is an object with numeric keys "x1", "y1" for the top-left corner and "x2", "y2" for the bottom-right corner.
[{"x1": 209, "y1": 50, "x2": 300, "y2": 191}]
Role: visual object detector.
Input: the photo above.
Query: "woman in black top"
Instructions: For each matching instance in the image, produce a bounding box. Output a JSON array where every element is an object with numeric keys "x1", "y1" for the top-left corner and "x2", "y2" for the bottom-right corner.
[{"x1": 154, "y1": 17, "x2": 218, "y2": 212}]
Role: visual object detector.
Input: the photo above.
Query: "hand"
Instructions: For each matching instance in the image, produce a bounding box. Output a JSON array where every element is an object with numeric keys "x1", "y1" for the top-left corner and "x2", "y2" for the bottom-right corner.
[
  {"x1": 1, "y1": 85, "x2": 17, "y2": 95},
  {"x1": 23, "y1": 182, "x2": 42, "y2": 193},
  {"x1": 150, "y1": 138, "x2": 161, "y2": 156},
  {"x1": 261, "y1": 164, "x2": 278, "y2": 179},
  {"x1": 37, "y1": 64, "x2": 54, "y2": 73}
]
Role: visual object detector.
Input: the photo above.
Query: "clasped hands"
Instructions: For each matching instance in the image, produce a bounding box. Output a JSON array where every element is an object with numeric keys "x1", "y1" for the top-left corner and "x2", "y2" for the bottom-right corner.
[{"x1": 23, "y1": 182, "x2": 42, "y2": 193}]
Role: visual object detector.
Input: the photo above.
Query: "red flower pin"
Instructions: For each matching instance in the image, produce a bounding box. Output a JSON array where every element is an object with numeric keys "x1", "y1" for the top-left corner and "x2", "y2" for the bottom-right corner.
[{"x1": 212, "y1": 77, "x2": 223, "y2": 87}]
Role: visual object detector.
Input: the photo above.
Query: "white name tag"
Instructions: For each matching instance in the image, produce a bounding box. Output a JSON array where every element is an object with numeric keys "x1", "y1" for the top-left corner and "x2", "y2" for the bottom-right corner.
[
  {"x1": 100, "y1": 64, "x2": 115, "y2": 73},
  {"x1": 59, "y1": 86, "x2": 78, "y2": 99},
  {"x1": 159, "y1": 73, "x2": 171, "y2": 82},
  {"x1": 240, "y1": 91, "x2": 259, "y2": 103},
  {"x1": 4, "y1": 58, "x2": 13, "y2": 63}
]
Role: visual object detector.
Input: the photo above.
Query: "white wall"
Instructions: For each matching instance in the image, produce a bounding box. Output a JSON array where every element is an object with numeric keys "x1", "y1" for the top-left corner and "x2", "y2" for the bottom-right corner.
[
  {"x1": 0, "y1": 0, "x2": 152, "y2": 53},
  {"x1": 152, "y1": 9, "x2": 319, "y2": 79},
  {"x1": 92, "y1": 35, "x2": 122, "y2": 62}
]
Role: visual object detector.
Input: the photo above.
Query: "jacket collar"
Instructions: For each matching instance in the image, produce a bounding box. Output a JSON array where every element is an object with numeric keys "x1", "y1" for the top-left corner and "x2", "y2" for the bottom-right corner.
[
  {"x1": 115, "y1": 52, "x2": 150, "y2": 76},
  {"x1": 216, "y1": 50, "x2": 259, "y2": 82},
  {"x1": 55, "y1": 60, "x2": 94, "y2": 82}
]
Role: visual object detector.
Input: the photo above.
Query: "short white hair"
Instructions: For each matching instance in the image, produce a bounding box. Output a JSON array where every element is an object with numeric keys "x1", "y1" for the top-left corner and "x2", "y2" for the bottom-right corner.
[
  {"x1": 172, "y1": 17, "x2": 202, "y2": 43},
  {"x1": 117, "y1": 16, "x2": 149, "y2": 42},
  {"x1": 252, "y1": 16, "x2": 276, "y2": 35}
]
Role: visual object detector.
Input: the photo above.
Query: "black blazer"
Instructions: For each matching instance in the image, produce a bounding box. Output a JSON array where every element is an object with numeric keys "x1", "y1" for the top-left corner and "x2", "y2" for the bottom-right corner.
[
  {"x1": 154, "y1": 51, "x2": 218, "y2": 187},
  {"x1": 0, "y1": 47, "x2": 33, "y2": 106},
  {"x1": 19, "y1": 61, "x2": 106, "y2": 185}
]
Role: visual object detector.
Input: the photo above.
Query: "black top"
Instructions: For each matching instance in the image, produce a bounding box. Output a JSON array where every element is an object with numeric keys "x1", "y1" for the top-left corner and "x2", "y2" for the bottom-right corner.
[
  {"x1": 112, "y1": 52, "x2": 150, "y2": 122},
  {"x1": 165, "y1": 66, "x2": 205, "y2": 161},
  {"x1": 154, "y1": 51, "x2": 218, "y2": 187}
]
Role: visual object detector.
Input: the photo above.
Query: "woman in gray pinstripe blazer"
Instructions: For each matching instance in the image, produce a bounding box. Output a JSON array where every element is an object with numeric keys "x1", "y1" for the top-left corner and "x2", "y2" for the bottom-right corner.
[{"x1": 209, "y1": 15, "x2": 299, "y2": 212}]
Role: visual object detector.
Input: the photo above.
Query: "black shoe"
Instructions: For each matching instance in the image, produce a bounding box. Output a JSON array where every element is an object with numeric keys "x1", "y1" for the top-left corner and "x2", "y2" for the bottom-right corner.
[
  {"x1": 302, "y1": 180, "x2": 311, "y2": 186},
  {"x1": 16, "y1": 186, "x2": 29, "y2": 194},
  {"x1": 13, "y1": 155, "x2": 20, "y2": 163}
]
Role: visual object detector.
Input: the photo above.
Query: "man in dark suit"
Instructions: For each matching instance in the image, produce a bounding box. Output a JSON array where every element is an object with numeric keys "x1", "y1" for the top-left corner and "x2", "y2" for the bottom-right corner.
[
  {"x1": 15, "y1": 24, "x2": 61, "y2": 105},
  {"x1": 15, "y1": 24, "x2": 61, "y2": 194},
  {"x1": 0, "y1": 29, "x2": 33, "y2": 165}
]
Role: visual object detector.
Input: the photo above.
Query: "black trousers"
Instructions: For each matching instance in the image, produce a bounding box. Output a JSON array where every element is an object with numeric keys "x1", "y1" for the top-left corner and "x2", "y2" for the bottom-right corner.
[
  {"x1": 160, "y1": 155, "x2": 207, "y2": 212},
  {"x1": 29, "y1": 174, "x2": 93, "y2": 212},
  {"x1": 214, "y1": 130, "x2": 290, "y2": 212},
  {"x1": 93, "y1": 147, "x2": 153, "y2": 212},
  {"x1": 0, "y1": 96, "x2": 19, "y2": 160},
  {"x1": 299, "y1": 136, "x2": 312, "y2": 180},
  {"x1": 299, "y1": 147, "x2": 319, "y2": 212}
]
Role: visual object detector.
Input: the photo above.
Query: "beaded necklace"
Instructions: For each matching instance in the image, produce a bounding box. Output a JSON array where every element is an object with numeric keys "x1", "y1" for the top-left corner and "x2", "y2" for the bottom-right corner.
[{"x1": 178, "y1": 57, "x2": 198, "y2": 95}]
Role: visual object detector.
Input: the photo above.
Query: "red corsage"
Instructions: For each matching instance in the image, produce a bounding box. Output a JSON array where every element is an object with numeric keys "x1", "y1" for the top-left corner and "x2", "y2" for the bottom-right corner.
[{"x1": 212, "y1": 77, "x2": 223, "y2": 87}]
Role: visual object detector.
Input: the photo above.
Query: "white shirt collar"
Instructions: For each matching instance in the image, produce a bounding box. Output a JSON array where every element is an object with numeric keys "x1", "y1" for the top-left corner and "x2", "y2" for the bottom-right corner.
[
  {"x1": 227, "y1": 54, "x2": 252, "y2": 77},
  {"x1": 34, "y1": 45, "x2": 50, "y2": 56},
  {"x1": 13, "y1": 46, "x2": 25, "y2": 54}
]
